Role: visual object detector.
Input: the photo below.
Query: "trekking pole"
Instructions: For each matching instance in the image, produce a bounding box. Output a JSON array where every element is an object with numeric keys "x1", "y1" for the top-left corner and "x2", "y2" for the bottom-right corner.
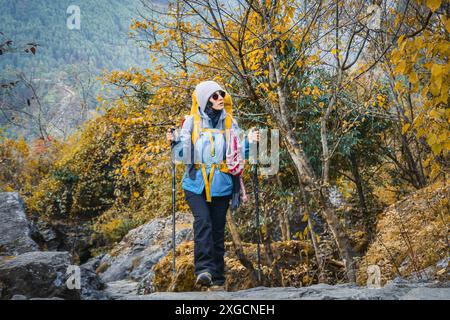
[
  {"x1": 170, "y1": 128, "x2": 176, "y2": 277},
  {"x1": 252, "y1": 155, "x2": 262, "y2": 284}
]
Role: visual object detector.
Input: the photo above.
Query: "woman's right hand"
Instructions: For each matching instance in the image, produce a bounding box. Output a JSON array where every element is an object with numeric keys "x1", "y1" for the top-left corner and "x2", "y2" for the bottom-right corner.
[{"x1": 166, "y1": 127, "x2": 175, "y2": 142}]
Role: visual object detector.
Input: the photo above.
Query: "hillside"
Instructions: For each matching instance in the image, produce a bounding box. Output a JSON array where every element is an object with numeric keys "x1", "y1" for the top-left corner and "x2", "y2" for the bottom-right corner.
[
  {"x1": 0, "y1": 0, "x2": 168, "y2": 141},
  {"x1": 0, "y1": 0, "x2": 152, "y2": 74}
]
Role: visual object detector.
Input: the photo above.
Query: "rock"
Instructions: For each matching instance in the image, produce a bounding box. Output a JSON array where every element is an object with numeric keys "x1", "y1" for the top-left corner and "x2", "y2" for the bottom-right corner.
[
  {"x1": 97, "y1": 212, "x2": 193, "y2": 284},
  {"x1": 81, "y1": 253, "x2": 105, "y2": 272},
  {"x1": 103, "y1": 280, "x2": 139, "y2": 300},
  {"x1": 10, "y1": 294, "x2": 27, "y2": 300},
  {"x1": 399, "y1": 287, "x2": 450, "y2": 300},
  {"x1": 79, "y1": 265, "x2": 109, "y2": 300},
  {"x1": 0, "y1": 192, "x2": 39, "y2": 255},
  {"x1": 30, "y1": 218, "x2": 94, "y2": 264},
  {"x1": 121, "y1": 281, "x2": 450, "y2": 300},
  {"x1": 78, "y1": 253, "x2": 109, "y2": 299},
  {"x1": 0, "y1": 251, "x2": 79, "y2": 300}
]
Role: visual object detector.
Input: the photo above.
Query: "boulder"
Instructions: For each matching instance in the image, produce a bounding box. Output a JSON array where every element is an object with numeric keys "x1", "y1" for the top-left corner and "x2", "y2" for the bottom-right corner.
[
  {"x1": 30, "y1": 217, "x2": 94, "y2": 264},
  {"x1": 0, "y1": 192, "x2": 39, "y2": 255},
  {"x1": 0, "y1": 251, "x2": 80, "y2": 300},
  {"x1": 96, "y1": 212, "x2": 193, "y2": 284},
  {"x1": 79, "y1": 264, "x2": 109, "y2": 300}
]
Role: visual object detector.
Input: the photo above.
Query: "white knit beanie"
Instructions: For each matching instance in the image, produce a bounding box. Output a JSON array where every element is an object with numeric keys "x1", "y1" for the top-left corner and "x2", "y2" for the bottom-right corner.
[{"x1": 195, "y1": 80, "x2": 225, "y2": 113}]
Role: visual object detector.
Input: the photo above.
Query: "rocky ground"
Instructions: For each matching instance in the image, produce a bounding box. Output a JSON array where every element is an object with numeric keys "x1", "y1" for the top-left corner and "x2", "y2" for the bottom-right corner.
[
  {"x1": 122, "y1": 280, "x2": 450, "y2": 300},
  {"x1": 0, "y1": 191, "x2": 449, "y2": 300}
]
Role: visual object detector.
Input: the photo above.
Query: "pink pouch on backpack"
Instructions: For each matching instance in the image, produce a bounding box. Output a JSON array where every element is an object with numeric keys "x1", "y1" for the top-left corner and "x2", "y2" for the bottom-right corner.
[
  {"x1": 225, "y1": 129, "x2": 244, "y2": 176},
  {"x1": 226, "y1": 129, "x2": 248, "y2": 203}
]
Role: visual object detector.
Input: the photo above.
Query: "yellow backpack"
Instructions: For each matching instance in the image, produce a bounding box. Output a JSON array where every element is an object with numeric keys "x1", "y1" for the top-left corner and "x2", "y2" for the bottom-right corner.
[{"x1": 189, "y1": 89, "x2": 235, "y2": 202}]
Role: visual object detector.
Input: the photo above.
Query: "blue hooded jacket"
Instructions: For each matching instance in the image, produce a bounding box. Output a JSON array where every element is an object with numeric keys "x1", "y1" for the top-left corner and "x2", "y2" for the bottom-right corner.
[{"x1": 172, "y1": 81, "x2": 250, "y2": 204}]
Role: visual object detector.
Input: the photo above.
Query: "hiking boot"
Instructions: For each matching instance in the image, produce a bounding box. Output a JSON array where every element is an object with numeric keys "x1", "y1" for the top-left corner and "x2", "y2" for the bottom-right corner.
[{"x1": 195, "y1": 272, "x2": 212, "y2": 287}]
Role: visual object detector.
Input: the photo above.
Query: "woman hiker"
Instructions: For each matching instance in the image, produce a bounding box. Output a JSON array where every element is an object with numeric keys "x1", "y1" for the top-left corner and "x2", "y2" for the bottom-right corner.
[{"x1": 166, "y1": 80, "x2": 259, "y2": 291}]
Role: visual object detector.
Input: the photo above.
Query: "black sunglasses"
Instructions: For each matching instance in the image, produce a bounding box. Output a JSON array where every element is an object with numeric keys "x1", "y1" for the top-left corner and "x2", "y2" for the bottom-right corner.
[{"x1": 211, "y1": 91, "x2": 226, "y2": 100}]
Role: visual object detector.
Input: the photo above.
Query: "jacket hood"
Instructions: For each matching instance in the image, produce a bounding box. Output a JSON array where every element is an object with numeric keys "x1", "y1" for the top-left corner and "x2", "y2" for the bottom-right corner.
[{"x1": 195, "y1": 80, "x2": 225, "y2": 113}]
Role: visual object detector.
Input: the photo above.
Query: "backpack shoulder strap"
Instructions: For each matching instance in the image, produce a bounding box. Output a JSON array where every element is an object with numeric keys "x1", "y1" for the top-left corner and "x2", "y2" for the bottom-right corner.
[
  {"x1": 192, "y1": 113, "x2": 201, "y2": 145},
  {"x1": 190, "y1": 90, "x2": 202, "y2": 145}
]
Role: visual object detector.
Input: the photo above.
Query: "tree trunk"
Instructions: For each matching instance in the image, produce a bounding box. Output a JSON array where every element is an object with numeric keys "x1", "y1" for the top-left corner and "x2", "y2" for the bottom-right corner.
[
  {"x1": 276, "y1": 175, "x2": 291, "y2": 241},
  {"x1": 400, "y1": 134, "x2": 427, "y2": 189},
  {"x1": 298, "y1": 182, "x2": 328, "y2": 283},
  {"x1": 261, "y1": 206, "x2": 283, "y2": 286},
  {"x1": 316, "y1": 188, "x2": 356, "y2": 282},
  {"x1": 349, "y1": 150, "x2": 372, "y2": 241},
  {"x1": 226, "y1": 210, "x2": 259, "y2": 285},
  {"x1": 238, "y1": 13, "x2": 356, "y2": 283},
  {"x1": 281, "y1": 138, "x2": 357, "y2": 282}
]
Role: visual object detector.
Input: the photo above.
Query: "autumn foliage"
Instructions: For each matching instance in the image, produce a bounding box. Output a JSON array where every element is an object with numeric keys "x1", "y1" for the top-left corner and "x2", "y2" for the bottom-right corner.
[{"x1": 1, "y1": 0, "x2": 448, "y2": 282}]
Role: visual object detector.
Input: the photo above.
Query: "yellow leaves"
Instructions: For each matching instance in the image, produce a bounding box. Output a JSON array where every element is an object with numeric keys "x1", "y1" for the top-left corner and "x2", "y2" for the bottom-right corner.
[
  {"x1": 307, "y1": 54, "x2": 320, "y2": 64},
  {"x1": 429, "y1": 162, "x2": 441, "y2": 179},
  {"x1": 390, "y1": 20, "x2": 448, "y2": 169},
  {"x1": 291, "y1": 90, "x2": 299, "y2": 98},
  {"x1": 430, "y1": 63, "x2": 445, "y2": 96},
  {"x1": 390, "y1": 48, "x2": 401, "y2": 65},
  {"x1": 408, "y1": 71, "x2": 419, "y2": 85},
  {"x1": 257, "y1": 82, "x2": 270, "y2": 93},
  {"x1": 418, "y1": 106, "x2": 449, "y2": 157},
  {"x1": 311, "y1": 86, "x2": 321, "y2": 96},
  {"x1": 302, "y1": 87, "x2": 311, "y2": 96},
  {"x1": 394, "y1": 81, "x2": 403, "y2": 92},
  {"x1": 397, "y1": 34, "x2": 406, "y2": 49},
  {"x1": 414, "y1": 36, "x2": 425, "y2": 50},
  {"x1": 249, "y1": 62, "x2": 260, "y2": 71},
  {"x1": 131, "y1": 72, "x2": 145, "y2": 85},
  {"x1": 402, "y1": 123, "x2": 411, "y2": 134},
  {"x1": 394, "y1": 60, "x2": 408, "y2": 74},
  {"x1": 130, "y1": 20, "x2": 148, "y2": 31},
  {"x1": 285, "y1": 5, "x2": 295, "y2": 22},
  {"x1": 443, "y1": 16, "x2": 450, "y2": 33},
  {"x1": 267, "y1": 91, "x2": 279, "y2": 104},
  {"x1": 376, "y1": 94, "x2": 386, "y2": 107},
  {"x1": 4, "y1": 185, "x2": 15, "y2": 192},
  {"x1": 430, "y1": 63, "x2": 445, "y2": 78},
  {"x1": 429, "y1": 134, "x2": 443, "y2": 155},
  {"x1": 331, "y1": 48, "x2": 339, "y2": 55},
  {"x1": 436, "y1": 40, "x2": 450, "y2": 56},
  {"x1": 102, "y1": 219, "x2": 122, "y2": 234},
  {"x1": 425, "y1": 0, "x2": 442, "y2": 12}
]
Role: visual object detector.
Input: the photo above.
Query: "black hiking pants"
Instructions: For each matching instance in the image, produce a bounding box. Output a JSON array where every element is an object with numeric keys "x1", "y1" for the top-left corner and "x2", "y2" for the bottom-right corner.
[{"x1": 184, "y1": 189, "x2": 232, "y2": 285}]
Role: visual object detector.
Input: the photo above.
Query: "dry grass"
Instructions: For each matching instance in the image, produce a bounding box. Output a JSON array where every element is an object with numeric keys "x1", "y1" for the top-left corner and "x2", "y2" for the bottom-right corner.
[
  {"x1": 357, "y1": 182, "x2": 449, "y2": 285},
  {"x1": 150, "y1": 240, "x2": 319, "y2": 293}
]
